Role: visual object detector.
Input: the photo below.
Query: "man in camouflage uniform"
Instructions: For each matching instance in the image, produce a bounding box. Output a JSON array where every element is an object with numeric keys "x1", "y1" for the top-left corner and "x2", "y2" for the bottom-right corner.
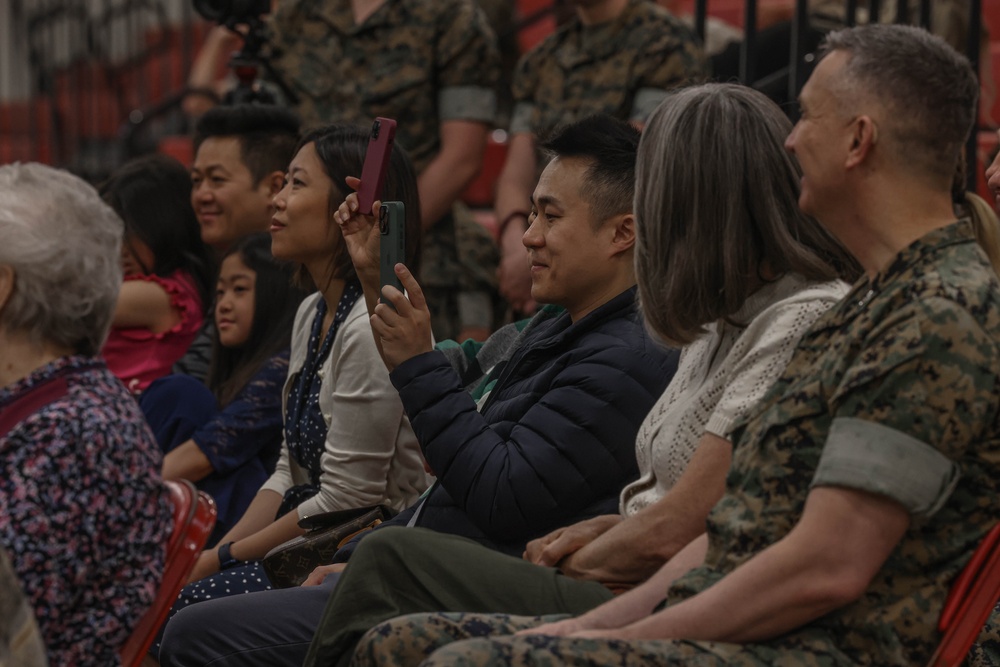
[
  {"x1": 264, "y1": 0, "x2": 502, "y2": 341},
  {"x1": 495, "y1": 0, "x2": 706, "y2": 314},
  {"x1": 344, "y1": 24, "x2": 1000, "y2": 667}
]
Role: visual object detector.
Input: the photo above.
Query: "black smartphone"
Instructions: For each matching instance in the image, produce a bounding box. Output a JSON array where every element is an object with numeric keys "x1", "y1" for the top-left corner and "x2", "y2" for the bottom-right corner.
[
  {"x1": 379, "y1": 201, "x2": 406, "y2": 310},
  {"x1": 358, "y1": 117, "x2": 397, "y2": 214}
]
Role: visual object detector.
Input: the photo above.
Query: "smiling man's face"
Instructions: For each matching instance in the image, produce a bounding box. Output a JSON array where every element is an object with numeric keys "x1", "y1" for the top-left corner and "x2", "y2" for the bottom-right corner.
[{"x1": 190, "y1": 136, "x2": 275, "y2": 249}]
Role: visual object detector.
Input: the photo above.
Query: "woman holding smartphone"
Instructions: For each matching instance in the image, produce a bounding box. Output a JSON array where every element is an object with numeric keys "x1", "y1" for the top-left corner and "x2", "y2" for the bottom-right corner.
[{"x1": 154, "y1": 125, "x2": 431, "y2": 646}]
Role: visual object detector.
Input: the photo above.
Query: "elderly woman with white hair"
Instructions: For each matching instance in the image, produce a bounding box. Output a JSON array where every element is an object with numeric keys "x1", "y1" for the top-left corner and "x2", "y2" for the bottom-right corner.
[{"x1": 0, "y1": 163, "x2": 171, "y2": 666}]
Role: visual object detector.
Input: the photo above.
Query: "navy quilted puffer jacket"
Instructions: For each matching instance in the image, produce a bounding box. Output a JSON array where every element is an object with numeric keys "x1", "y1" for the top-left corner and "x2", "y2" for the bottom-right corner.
[{"x1": 338, "y1": 287, "x2": 679, "y2": 559}]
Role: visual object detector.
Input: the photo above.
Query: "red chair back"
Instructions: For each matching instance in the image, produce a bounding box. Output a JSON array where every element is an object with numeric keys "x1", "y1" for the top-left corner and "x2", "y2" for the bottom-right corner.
[
  {"x1": 119, "y1": 479, "x2": 217, "y2": 667},
  {"x1": 927, "y1": 522, "x2": 1000, "y2": 667}
]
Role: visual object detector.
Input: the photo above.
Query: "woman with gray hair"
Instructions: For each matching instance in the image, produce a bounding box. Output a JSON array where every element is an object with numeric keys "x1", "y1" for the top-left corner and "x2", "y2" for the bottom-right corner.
[{"x1": 0, "y1": 163, "x2": 171, "y2": 666}]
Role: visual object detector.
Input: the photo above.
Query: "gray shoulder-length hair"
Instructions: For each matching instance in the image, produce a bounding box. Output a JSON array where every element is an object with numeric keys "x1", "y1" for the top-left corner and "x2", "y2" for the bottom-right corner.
[
  {"x1": 634, "y1": 83, "x2": 860, "y2": 346},
  {"x1": 0, "y1": 163, "x2": 124, "y2": 356}
]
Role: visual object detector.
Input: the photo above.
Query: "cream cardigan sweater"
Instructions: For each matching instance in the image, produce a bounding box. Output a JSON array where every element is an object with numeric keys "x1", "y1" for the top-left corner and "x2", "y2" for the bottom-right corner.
[
  {"x1": 620, "y1": 274, "x2": 850, "y2": 516},
  {"x1": 261, "y1": 293, "x2": 432, "y2": 521}
]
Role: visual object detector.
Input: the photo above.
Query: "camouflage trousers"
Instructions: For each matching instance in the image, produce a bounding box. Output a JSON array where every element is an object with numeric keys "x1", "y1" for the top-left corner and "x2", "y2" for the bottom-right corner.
[
  {"x1": 968, "y1": 603, "x2": 1000, "y2": 667},
  {"x1": 353, "y1": 611, "x2": 859, "y2": 667}
]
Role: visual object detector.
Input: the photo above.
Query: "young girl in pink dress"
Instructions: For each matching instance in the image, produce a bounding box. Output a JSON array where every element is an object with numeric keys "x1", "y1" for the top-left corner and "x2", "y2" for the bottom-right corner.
[{"x1": 99, "y1": 154, "x2": 214, "y2": 393}]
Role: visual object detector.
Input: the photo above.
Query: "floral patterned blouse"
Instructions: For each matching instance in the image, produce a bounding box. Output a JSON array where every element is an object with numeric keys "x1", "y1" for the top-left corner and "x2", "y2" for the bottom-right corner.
[{"x1": 0, "y1": 355, "x2": 171, "y2": 666}]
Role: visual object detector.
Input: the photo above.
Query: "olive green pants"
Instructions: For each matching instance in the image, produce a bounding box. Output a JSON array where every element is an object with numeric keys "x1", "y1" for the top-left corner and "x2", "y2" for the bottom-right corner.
[{"x1": 303, "y1": 526, "x2": 614, "y2": 667}]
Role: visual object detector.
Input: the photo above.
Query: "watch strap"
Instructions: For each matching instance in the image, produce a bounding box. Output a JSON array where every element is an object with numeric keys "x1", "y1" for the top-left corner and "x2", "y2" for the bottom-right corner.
[{"x1": 217, "y1": 541, "x2": 240, "y2": 570}]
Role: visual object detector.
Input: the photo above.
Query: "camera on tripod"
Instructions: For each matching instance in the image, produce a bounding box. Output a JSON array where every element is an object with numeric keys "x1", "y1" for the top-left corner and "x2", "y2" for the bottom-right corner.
[
  {"x1": 190, "y1": 0, "x2": 297, "y2": 106},
  {"x1": 193, "y1": 0, "x2": 270, "y2": 27}
]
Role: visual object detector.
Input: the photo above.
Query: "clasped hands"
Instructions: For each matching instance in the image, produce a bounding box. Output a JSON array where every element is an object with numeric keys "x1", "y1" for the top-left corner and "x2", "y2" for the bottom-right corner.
[{"x1": 335, "y1": 176, "x2": 433, "y2": 371}]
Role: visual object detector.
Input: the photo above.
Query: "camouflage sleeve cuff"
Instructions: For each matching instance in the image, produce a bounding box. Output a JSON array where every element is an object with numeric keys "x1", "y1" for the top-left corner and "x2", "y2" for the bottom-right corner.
[
  {"x1": 508, "y1": 101, "x2": 536, "y2": 135},
  {"x1": 811, "y1": 417, "x2": 960, "y2": 516},
  {"x1": 439, "y1": 86, "x2": 497, "y2": 124},
  {"x1": 631, "y1": 88, "x2": 671, "y2": 124}
]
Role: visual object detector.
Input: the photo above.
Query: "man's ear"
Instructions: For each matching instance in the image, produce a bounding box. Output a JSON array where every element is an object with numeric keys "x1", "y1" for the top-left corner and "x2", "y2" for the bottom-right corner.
[
  {"x1": 845, "y1": 115, "x2": 878, "y2": 170},
  {"x1": 608, "y1": 213, "x2": 636, "y2": 256},
  {"x1": 263, "y1": 170, "x2": 286, "y2": 197},
  {"x1": 0, "y1": 265, "x2": 15, "y2": 316}
]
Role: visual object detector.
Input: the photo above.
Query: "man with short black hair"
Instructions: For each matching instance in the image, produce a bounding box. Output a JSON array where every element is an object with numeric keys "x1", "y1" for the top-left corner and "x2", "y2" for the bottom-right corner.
[
  {"x1": 495, "y1": 0, "x2": 706, "y2": 315},
  {"x1": 190, "y1": 104, "x2": 300, "y2": 251}
]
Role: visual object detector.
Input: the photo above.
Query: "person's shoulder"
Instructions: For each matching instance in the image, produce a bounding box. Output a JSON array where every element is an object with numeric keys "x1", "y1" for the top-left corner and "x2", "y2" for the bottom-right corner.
[
  {"x1": 551, "y1": 305, "x2": 677, "y2": 404},
  {"x1": 288, "y1": 292, "x2": 322, "y2": 355},
  {"x1": 625, "y1": 0, "x2": 702, "y2": 44},
  {"x1": 263, "y1": 349, "x2": 292, "y2": 369},
  {"x1": 577, "y1": 297, "x2": 675, "y2": 363},
  {"x1": 126, "y1": 268, "x2": 200, "y2": 301},
  {"x1": 854, "y1": 251, "x2": 1000, "y2": 377},
  {"x1": 292, "y1": 292, "x2": 322, "y2": 328},
  {"x1": 18, "y1": 362, "x2": 147, "y2": 449},
  {"x1": 607, "y1": 2, "x2": 707, "y2": 85},
  {"x1": 756, "y1": 276, "x2": 851, "y2": 319},
  {"x1": 899, "y1": 240, "x2": 1000, "y2": 335},
  {"x1": 250, "y1": 350, "x2": 292, "y2": 382},
  {"x1": 164, "y1": 267, "x2": 201, "y2": 291},
  {"x1": 933, "y1": 242, "x2": 1000, "y2": 305},
  {"x1": 598, "y1": 314, "x2": 668, "y2": 359}
]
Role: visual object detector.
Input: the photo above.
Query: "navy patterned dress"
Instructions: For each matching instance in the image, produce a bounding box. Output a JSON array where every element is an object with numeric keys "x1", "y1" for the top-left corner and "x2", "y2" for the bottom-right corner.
[{"x1": 141, "y1": 351, "x2": 290, "y2": 540}]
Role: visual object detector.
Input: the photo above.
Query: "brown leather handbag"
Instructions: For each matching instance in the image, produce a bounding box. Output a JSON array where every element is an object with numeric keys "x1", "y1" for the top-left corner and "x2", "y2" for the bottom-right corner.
[{"x1": 262, "y1": 504, "x2": 395, "y2": 588}]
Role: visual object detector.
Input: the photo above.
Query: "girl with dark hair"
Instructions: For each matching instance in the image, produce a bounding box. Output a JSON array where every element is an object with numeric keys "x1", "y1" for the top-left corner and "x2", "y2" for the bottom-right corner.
[
  {"x1": 99, "y1": 153, "x2": 214, "y2": 392},
  {"x1": 205, "y1": 234, "x2": 307, "y2": 406},
  {"x1": 141, "y1": 233, "x2": 309, "y2": 542}
]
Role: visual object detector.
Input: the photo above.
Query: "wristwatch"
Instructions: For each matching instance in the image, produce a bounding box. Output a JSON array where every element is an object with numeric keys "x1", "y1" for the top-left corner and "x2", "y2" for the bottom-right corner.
[{"x1": 217, "y1": 541, "x2": 240, "y2": 570}]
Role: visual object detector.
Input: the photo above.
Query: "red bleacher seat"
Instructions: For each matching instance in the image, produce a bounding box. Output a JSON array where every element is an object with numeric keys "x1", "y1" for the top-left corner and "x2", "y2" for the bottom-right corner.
[
  {"x1": 118, "y1": 480, "x2": 217, "y2": 667},
  {"x1": 158, "y1": 135, "x2": 194, "y2": 167},
  {"x1": 0, "y1": 98, "x2": 54, "y2": 164},
  {"x1": 516, "y1": 0, "x2": 557, "y2": 53},
  {"x1": 926, "y1": 522, "x2": 1000, "y2": 666},
  {"x1": 461, "y1": 133, "x2": 508, "y2": 209},
  {"x1": 664, "y1": 0, "x2": 748, "y2": 27},
  {"x1": 984, "y1": 0, "x2": 1000, "y2": 42},
  {"x1": 976, "y1": 129, "x2": 998, "y2": 204}
]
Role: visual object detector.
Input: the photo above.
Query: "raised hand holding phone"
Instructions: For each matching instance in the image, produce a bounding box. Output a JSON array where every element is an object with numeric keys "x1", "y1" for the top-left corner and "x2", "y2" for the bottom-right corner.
[
  {"x1": 378, "y1": 202, "x2": 406, "y2": 312},
  {"x1": 334, "y1": 179, "x2": 380, "y2": 281},
  {"x1": 370, "y1": 262, "x2": 434, "y2": 371},
  {"x1": 335, "y1": 188, "x2": 430, "y2": 371}
]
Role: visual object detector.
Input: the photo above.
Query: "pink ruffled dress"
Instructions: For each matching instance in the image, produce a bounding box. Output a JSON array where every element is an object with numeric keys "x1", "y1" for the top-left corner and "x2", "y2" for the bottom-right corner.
[{"x1": 102, "y1": 270, "x2": 204, "y2": 393}]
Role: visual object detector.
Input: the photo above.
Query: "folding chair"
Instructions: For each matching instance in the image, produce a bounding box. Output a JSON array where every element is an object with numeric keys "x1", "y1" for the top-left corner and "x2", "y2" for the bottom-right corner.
[
  {"x1": 119, "y1": 479, "x2": 217, "y2": 667},
  {"x1": 927, "y1": 522, "x2": 1000, "y2": 667}
]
